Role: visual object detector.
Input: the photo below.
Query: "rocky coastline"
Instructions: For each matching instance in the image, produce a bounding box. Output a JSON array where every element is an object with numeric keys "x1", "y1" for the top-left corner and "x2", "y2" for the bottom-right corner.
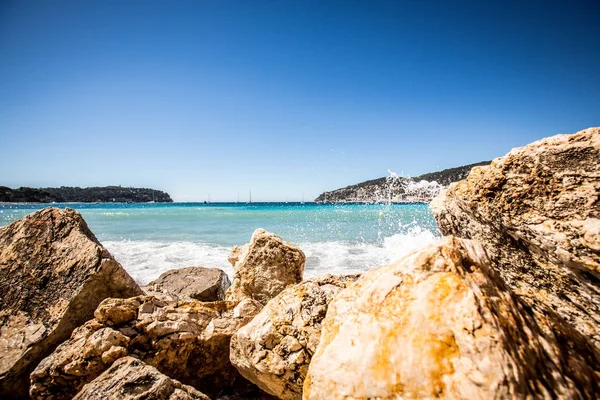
[
  {"x1": 0, "y1": 186, "x2": 173, "y2": 203},
  {"x1": 1, "y1": 127, "x2": 599, "y2": 399},
  {"x1": 314, "y1": 161, "x2": 490, "y2": 203}
]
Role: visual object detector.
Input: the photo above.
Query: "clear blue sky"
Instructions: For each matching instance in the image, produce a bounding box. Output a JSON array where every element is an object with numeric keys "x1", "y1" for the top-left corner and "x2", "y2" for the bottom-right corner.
[{"x1": 1, "y1": 0, "x2": 598, "y2": 201}]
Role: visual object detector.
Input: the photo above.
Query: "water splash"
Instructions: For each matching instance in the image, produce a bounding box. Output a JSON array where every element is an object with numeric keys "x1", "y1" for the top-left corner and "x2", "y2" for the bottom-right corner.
[
  {"x1": 375, "y1": 170, "x2": 444, "y2": 203},
  {"x1": 402, "y1": 179, "x2": 444, "y2": 201}
]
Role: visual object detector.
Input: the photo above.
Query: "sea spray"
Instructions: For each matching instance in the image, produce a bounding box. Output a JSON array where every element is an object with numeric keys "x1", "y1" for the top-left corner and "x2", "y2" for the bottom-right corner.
[
  {"x1": 402, "y1": 179, "x2": 444, "y2": 201},
  {"x1": 368, "y1": 170, "x2": 444, "y2": 205},
  {"x1": 383, "y1": 169, "x2": 404, "y2": 203}
]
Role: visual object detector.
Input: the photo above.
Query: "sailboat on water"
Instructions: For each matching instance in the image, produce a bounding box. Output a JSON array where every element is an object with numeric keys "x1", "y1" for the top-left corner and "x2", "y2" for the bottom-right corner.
[{"x1": 246, "y1": 190, "x2": 252, "y2": 204}]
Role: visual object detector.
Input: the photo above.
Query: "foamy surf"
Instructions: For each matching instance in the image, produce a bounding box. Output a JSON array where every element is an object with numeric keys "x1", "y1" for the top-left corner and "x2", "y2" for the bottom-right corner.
[
  {"x1": 105, "y1": 226, "x2": 439, "y2": 285},
  {"x1": 104, "y1": 240, "x2": 234, "y2": 285}
]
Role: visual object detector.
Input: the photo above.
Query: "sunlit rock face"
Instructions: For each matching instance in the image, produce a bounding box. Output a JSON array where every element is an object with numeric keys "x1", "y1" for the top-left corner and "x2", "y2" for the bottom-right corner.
[
  {"x1": 30, "y1": 296, "x2": 262, "y2": 399},
  {"x1": 431, "y1": 127, "x2": 600, "y2": 347},
  {"x1": 72, "y1": 356, "x2": 210, "y2": 400},
  {"x1": 230, "y1": 274, "x2": 360, "y2": 400},
  {"x1": 226, "y1": 229, "x2": 306, "y2": 305},
  {"x1": 303, "y1": 237, "x2": 600, "y2": 400},
  {"x1": 0, "y1": 207, "x2": 142, "y2": 399}
]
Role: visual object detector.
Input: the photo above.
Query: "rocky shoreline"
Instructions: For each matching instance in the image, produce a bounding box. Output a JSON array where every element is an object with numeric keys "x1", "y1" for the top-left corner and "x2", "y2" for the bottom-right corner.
[
  {"x1": 0, "y1": 186, "x2": 173, "y2": 203},
  {"x1": 1, "y1": 127, "x2": 599, "y2": 399},
  {"x1": 314, "y1": 161, "x2": 490, "y2": 203}
]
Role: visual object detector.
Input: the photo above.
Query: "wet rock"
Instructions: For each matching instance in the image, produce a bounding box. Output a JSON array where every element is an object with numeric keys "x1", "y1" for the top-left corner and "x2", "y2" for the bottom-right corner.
[
  {"x1": 431, "y1": 127, "x2": 600, "y2": 347},
  {"x1": 226, "y1": 229, "x2": 305, "y2": 305},
  {"x1": 30, "y1": 296, "x2": 262, "y2": 399},
  {"x1": 144, "y1": 267, "x2": 231, "y2": 301},
  {"x1": 0, "y1": 207, "x2": 142, "y2": 399},
  {"x1": 304, "y1": 237, "x2": 600, "y2": 399},
  {"x1": 72, "y1": 356, "x2": 210, "y2": 400},
  {"x1": 230, "y1": 274, "x2": 360, "y2": 400}
]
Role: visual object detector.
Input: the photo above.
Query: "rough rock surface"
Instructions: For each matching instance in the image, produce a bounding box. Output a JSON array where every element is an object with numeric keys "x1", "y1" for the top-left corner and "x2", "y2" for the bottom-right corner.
[
  {"x1": 230, "y1": 274, "x2": 360, "y2": 400},
  {"x1": 431, "y1": 127, "x2": 600, "y2": 347},
  {"x1": 30, "y1": 296, "x2": 263, "y2": 399},
  {"x1": 72, "y1": 356, "x2": 210, "y2": 400},
  {"x1": 226, "y1": 229, "x2": 305, "y2": 305},
  {"x1": 0, "y1": 207, "x2": 142, "y2": 399},
  {"x1": 304, "y1": 237, "x2": 600, "y2": 399},
  {"x1": 144, "y1": 267, "x2": 231, "y2": 301}
]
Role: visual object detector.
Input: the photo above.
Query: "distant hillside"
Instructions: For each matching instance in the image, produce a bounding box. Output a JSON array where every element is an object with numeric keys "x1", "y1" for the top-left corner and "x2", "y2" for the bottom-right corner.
[
  {"x1": 0, "y1": 186, "x2": 173, "y2": 203},
  {"x1": 314, "y1": 161, "x2": 490, "y2": 203}
]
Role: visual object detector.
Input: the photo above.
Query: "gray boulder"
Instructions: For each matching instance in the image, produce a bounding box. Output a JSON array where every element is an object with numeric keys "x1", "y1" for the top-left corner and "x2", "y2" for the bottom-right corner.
[{"x1": 144, "y1": 267, "x2": 231, "y2": 301}]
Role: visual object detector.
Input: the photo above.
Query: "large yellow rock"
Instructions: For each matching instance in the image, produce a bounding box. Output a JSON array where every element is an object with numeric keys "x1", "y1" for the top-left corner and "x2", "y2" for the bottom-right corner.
[
  {"x1": 431, "y1": 127, "x2": 600, "y2": 347},
  {"x1": 303, "y1": 237, "x2": 600, "y2": 399},
  {"x1": 0, "y1": 208, "x2": 142, "y2": 399}
]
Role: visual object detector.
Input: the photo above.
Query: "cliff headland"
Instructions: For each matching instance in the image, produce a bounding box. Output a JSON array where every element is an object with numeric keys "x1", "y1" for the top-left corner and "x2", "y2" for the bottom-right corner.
[{"x1": 315, "y1": 161, "x2": 490, "y2": 203}]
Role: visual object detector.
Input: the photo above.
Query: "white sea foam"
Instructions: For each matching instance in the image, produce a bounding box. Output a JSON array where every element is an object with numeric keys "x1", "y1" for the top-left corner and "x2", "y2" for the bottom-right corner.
[
  {"x1": 104, "y1": 226, "x2": 439, "y2": 285},
  {"x1": 382, "y1": 226, "x2": 440, "y2": 262},
  {"x1": 104, "y1": 240, "x2": 234, "y2": 285}
]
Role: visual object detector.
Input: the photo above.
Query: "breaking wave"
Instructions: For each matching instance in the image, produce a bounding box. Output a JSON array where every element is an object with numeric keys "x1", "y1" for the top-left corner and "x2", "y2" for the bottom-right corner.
[{"x1": 104, "y1": 226, "x2": 439, "y2": 285}]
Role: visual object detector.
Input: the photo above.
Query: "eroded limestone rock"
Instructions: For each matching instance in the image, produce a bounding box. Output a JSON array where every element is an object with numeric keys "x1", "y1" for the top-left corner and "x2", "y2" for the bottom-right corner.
[
  {"x1": 72, "y1": 356, "x2": 210, "y2": 400},
  {"x1": 230, "y1": 274, "x2": 360, "y2": 400},
  {"x1": 0, "y1": 207, "x2": 142, "y2": 399},
  {"x1": 226, "y1": 229, "x2": 305, "y2": 305},
  {"x1": 431, "y1": 127, "x2": 600, "y2": 347},
  {"x1": 304, "y1": 237, "x2": 600, "y2": 399},
  {"x1": 30, "y1": 296, "x2": 262, "y2": 399},
  {"x1": 144, "y1": 267, "x2": 231, "y2": 301}
]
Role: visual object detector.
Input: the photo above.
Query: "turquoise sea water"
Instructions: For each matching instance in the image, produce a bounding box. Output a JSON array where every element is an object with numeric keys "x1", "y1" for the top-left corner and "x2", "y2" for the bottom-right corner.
[{"x1": 0, "y1": 202, "x2": 440, "y2": 284}]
